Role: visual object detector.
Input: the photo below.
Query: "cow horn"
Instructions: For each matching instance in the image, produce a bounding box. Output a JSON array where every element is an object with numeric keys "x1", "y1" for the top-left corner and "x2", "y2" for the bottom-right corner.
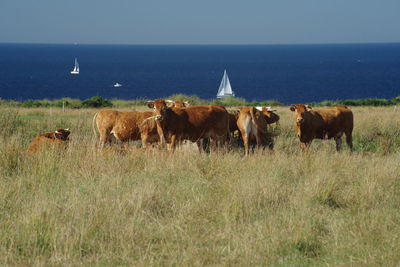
[
  {"x1": 255, "y1": 106, "x2": 262, "y2": 111},
  {"x1": 55, "y1": 130, "x2": 60, "y2": 134},
  {"x1": 140, "y1": 116, "x2": 157, "y2": 126},
  {"x1": 305, "y1": 104, "x2": 312, "y2": 110},
  {"x1": 165, "y1": 99, "x2": 174, "y2": 103},
  {"x1": 65, "y1": 128, "x2": 70, "y2": 131}
]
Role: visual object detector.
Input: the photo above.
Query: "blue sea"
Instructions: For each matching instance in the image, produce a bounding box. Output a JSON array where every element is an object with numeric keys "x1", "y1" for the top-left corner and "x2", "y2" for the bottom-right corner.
[{"x1": 0, "y1": 43, "x2": 400, "y2": 104}]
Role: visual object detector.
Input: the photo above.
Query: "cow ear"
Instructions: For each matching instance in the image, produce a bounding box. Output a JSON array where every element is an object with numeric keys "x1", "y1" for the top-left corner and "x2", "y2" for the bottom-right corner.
[
  {"x1": 166, "y1": 101, "x2": 175, "y2": 108},
  {"x1": 290, "y1": 105, "x2": 296, "y2": 112},
  {"x1": 305, "y1": 105, "x2": 312, "y2": 111},
  {"x1": 147, "y1": 101, "x2": 154, "y2": 109}
]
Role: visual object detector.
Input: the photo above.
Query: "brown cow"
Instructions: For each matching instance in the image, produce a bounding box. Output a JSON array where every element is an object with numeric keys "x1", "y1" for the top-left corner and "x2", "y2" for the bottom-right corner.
[
  {"x1": 139, "y1": 100, "x2": 190, "y2": 148},
  {"x1": 290, "y1": 104, "x2": 353, "y2": 151},
  {"x1": 171, "y1": 100, "x2": 190, "y2": 108},
  {"x1": 228, "y1": 111, "x2": 240, "y2": 134},
  {"x1": 26, "y1": 128, "x2": 70, "y2": 154},
  {"x1": 92, "y1": 109, "x2": 159, "y2": 147},
  {"x1": 146, "y1": 99, "x2": 230, "y2": 151},
  {"x1": 236, "y1": 107, "x2": 280, "y2": 155}
]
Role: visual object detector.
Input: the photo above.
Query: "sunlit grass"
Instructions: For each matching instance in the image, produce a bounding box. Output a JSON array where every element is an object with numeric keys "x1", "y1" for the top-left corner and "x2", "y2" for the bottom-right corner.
[{"x1": 0, "y1": 106, "x2": 399, "y2": 265}]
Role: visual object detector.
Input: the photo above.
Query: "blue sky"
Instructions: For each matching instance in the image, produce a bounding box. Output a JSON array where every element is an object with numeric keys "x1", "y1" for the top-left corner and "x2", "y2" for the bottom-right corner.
[{"x1": 1, "y1": 0, "x2": 399, "y2": 44}]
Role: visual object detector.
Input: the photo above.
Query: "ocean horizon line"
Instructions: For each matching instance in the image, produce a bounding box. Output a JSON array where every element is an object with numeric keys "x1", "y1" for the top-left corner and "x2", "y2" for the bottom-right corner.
[{"x1": 1, "y1": 41, "x2": 400, "y2": 47}]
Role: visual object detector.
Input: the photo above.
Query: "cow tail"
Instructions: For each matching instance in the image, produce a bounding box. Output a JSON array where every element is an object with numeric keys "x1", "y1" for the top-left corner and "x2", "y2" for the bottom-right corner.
[
  {"x1": 249, "y1": 107, "x2": 258, "y2": 131},
  {"x1": 226, "y1": 112, "x2": 231, "y2": 144},
  {"x1": 92, "y1": 111, "x2": 99, "y2": 138}
]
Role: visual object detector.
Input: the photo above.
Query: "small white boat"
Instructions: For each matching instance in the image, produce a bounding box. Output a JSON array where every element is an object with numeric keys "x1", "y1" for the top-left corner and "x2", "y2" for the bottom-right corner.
[
  {"x1": 216, "y1": 70, "x2": 235, "y2": 98},
  {"x1": 113, "y1": 82, "x2": 122, "y2": 88},
  {"x1": 70, "y1": 58, "x2": 79, "y2": 75}
]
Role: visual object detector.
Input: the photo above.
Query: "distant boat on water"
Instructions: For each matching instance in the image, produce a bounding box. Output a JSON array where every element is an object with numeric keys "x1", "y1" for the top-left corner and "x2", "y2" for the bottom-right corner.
[
  {"x1": 113, "y1": 82, "x2": 122, "y2": 88},
  {"x1": 70, "y1": 58, "x2": 79, "y2": 75},
  {"x1": 216, "y1": 70, "x2": 235, "y2": 98}
]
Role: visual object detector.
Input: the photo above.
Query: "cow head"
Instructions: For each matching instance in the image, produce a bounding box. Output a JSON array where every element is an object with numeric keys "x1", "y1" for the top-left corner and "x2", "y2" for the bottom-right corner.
[
  {"x1": 54, "y1": 128, "x2": 70, "y2": 140},
  {"x1": 147, "y1": 99, "x2": 174, "y2": 121},
  {"x1": 290, "y1": 104, "x2": 313, "y2": 139},
  {"x1": 290, "y1": 104, "x2": 312, "y2": 123},
  {"x1": 172, "y1": 100, "x2": 189, "y2": 108},
  {"x1": 255, "y1": 106, "x2": 280, "y2": 124}
]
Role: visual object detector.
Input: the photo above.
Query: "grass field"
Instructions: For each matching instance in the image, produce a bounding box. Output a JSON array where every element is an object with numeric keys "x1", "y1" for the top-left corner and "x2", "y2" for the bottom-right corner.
[{"x1": 1, "y1": 106, "x2": 400, "y2": 266}]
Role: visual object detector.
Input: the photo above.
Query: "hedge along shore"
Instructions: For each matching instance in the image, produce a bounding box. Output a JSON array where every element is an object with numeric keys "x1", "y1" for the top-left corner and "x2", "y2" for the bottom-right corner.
[{"x1": 1, "y1": 94, "x2": 400, "y2": 108}]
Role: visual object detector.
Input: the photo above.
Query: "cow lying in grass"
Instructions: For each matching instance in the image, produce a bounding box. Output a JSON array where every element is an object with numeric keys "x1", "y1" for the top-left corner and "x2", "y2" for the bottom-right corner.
[
  {"x1": 26, "y1": 128, "x2": 70, "y2": 154},
  {"x1": 290, "y1": 104, "x2": 353, "y2": 151}
]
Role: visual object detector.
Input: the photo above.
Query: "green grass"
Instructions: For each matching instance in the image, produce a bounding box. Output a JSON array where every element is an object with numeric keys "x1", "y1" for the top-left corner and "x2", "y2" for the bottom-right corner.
[{"x1": 0, "y1": 106, "x2": 400, "y2": 265}]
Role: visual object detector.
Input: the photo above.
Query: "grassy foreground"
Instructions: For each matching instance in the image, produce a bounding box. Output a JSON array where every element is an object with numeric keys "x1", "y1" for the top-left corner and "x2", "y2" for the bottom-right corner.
[{"x1": 1, "y1": 106, "x2": 400, "y2": 266}]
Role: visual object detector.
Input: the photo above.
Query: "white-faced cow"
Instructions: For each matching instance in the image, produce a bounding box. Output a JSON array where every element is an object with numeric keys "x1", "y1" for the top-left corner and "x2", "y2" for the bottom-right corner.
[
  {"x1": 290, "y1": 104, "x2": 353, "y2": 151},
  {"x1": 146, "y1": 99, "x2": 230, "y2": 151}
]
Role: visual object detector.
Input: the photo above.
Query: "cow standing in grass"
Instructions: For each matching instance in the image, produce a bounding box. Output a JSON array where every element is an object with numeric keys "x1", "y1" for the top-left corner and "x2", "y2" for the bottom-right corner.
[
  {"x1": 26, "y1": 128, "x2": 70, "y2": 154},
  {"x1": 290, "y1": 104, "x2": 353, "y2": 151},
  {"x1": 93, "y1": 109, "x2": 158, "y2": 147},
  {"x1": 140, "y1": 100, "x2": 190, "y2": 148},
  {"x1": 146, "y1": 99, "x2": 230, "y2": 151},
  {"x1": 236, "y1": 106, "x2": 280, "y2": 156}
]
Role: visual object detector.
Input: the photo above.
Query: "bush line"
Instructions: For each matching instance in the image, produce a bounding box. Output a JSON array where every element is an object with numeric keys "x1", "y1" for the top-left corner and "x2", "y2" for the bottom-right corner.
[{"x1": 1, "y1": 94, "x2": 400, "y2": 108}]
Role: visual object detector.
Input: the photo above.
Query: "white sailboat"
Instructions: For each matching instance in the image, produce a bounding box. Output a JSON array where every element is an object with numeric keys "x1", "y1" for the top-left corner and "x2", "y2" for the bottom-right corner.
[
  {"x1": 113, "y1": 82, "x2": 122, "y2": 88},
  {"x1": 70, "y1": 58, "x2": 79, "y2": 74},
  {"x1": 216, "y1": 70, "x2": 235, "y2": 98}
]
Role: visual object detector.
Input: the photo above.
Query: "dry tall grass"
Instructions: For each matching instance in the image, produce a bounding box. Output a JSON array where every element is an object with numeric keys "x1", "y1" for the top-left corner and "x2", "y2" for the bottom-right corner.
[{"x1": 0, "y1": 106, "x2": 399, "y2": 266}]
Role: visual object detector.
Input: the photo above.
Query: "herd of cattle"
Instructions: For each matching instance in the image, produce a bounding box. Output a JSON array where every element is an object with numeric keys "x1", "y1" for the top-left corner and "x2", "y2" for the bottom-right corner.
[{"x1": 26, "y1": 99, "x2": 354, "y2": 155}]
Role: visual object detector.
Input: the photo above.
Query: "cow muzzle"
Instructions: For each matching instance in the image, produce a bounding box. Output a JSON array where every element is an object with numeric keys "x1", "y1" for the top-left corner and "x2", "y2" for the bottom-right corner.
[
  {"x1": 155, "y1": 115, "x2": 163, "y2": 121},
  {"x1": 296, "y1": 118, "x2": 304, "y2": 124}
]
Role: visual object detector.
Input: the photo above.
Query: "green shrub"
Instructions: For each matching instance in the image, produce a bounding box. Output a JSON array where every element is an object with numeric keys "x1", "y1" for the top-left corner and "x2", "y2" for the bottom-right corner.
[
  {"x1": 166, "y1": 94, "x2": 206, "y2": 106},
  {"x1": 111, "y1": 98, "x2": 151, "y2": 107},
  {"x1": 210, "y1": 97, "x2": 248, "y2": 107},
  {"x1": 81, "y1": 96, "x2": 113, "y2": 108},
  {"x1": 251, "y1": 100, "x2": 282, "y2": 107},
  {"x1": 21, "y1": 100, "x2": 43, "y2": 108},
  {"x1": 55, "y1": 98, "x2": 82, "y2": 109}
]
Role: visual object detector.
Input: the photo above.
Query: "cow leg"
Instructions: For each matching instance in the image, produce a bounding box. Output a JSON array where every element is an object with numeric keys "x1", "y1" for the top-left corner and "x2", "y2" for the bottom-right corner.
[
  {"x1": 335, "y1": 136, "x2": 343, "y2": 151},
  {"x1": 169, "y1": 135, "x2": 177, "y2": 151},
  {"x1": 98, "y1": 130, "x2": 111, "y2": 147},
  {"x1": 255, "y1": 131, "x2": 267, "y2": 152},
  {"x1": 196, "y1": 139, "x2": 203, "y2": 153},
  {"x1": 197, "y1": 138, "x2": 210, "y2": 153},
  {"x1": 242, "y1": 134, "x2": 250, "y2": 156},
  {"x1": 300, "y1": 141, "x2": 312, "y2": 150},
  {"x1": 345, "y1": 131, "x2": 353, "y2": 151},
  {"x1": 141, "y1": 135, "x2": 148, "y2": 149}
]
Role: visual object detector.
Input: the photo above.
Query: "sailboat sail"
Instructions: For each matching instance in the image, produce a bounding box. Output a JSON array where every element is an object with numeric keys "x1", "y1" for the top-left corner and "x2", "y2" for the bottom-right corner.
[
  {"x1": 70, "y1": 58, "x2": 79, "y2": 74},
  {"x1": 216, "y1": 70, "x2": 235, "y2": 98}
]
